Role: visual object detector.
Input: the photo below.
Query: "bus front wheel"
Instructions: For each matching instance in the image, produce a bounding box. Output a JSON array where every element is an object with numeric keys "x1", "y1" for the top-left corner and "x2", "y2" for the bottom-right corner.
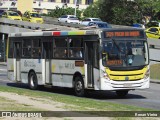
[
  {"x1": 116, "y1": 90, "x2": 128, "y2": 97},
  {"x1": 74, "y1": 76, "x2": 85, "y2": 97},
  {"x1": 28, "y1": 72, "x2": 38, "y2": 90}
]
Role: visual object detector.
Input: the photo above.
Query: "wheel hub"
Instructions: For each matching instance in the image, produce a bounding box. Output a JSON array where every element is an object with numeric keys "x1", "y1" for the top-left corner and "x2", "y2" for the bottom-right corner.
[{"x1": 76, "y1": 81, "x2": 82, "y2": 91}]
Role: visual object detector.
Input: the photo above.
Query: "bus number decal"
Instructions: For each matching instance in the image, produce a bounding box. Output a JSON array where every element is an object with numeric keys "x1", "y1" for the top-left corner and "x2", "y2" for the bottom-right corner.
[
  {"x1": 24, "y1": 60, "x2": 36, "y2": 68},
  {"x1": 65, "y1": 63, "x2": 75, "y2": 69}
]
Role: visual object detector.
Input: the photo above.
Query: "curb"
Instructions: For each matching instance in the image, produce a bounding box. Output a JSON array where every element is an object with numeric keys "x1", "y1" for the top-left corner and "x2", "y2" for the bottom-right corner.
[{"x1": 150, "y1": 80, "x2": 160, "y2": 84}]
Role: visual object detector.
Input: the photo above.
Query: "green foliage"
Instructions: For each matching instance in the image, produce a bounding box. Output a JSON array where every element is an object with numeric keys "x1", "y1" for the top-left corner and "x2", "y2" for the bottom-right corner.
[
  {"x1": 150, "y1": 63, "x2": 160, "y2": 80},
  {"x1": 96, "y1": 0, "x2": 143, "y2": 25},
  {"x1": 83, "y1": 2, "x2": 99, "y2": 18},
  {"x1": 48, "y1": 6, "x2": 82, "y2": 18},
  {"x1": 83, "y1": 0, "x2": 160, "y2": 25}
]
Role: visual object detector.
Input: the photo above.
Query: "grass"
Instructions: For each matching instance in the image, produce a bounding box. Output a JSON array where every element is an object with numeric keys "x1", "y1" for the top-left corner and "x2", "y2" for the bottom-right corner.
[
  {"x1": 150, "y1": 63, "x2": 160, "y2": 80},
  {"x1": 0, "y1": 85, "x2": 155, "y2": 112},
  {"x1": 0, "y1": 86, "x2": 159, "y2": 119}
]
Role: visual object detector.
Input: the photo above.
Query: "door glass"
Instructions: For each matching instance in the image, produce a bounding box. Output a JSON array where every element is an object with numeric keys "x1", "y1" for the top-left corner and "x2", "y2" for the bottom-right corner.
[
  {"x1": 14, "y1": 42, "x2": 21, "y2": 59},
  {"x1": 43, "y1": 42, "x2": 52, "y2": 59}
]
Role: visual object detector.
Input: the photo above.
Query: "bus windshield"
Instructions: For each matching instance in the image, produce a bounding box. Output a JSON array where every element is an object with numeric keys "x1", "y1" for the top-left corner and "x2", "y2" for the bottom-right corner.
[{"x1": 102, "y1": 39, "x2": 149, "y2": 68}]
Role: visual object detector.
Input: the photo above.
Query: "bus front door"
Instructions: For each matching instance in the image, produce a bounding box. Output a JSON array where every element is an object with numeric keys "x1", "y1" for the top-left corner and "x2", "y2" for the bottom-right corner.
[
  {"x1": 13, "y1": 42, "x2": 21, "y2": 82},
  {"x1": 42, "y1": 42, "x2": 52, "y2": 84},
  {"x1": 85, "y1": 42, "x2": 94, "y2": 88}
]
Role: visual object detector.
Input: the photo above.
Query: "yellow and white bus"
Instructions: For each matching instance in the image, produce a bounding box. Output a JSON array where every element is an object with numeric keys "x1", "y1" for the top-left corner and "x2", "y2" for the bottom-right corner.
[{"x1": 7, "y1": 28, "x2": 150, "y2": 97}]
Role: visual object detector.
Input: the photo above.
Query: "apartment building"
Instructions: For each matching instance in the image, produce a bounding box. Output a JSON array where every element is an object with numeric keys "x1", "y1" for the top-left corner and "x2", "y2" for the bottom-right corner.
[{"x1": 0, "y1": 0, "x2": 97, "y2": 13}]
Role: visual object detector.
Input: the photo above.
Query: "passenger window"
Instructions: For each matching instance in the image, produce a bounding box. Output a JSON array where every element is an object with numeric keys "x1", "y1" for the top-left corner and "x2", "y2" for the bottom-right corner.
[
  {"x1": 8, "y1": 39, "x2": 14, "y2": 58},
  {"x1": 22, "y1": 39, "x2": 32, "y2": 58},
  {"x1": 54, "y1": 37, "x2": 68, "y2": 58},
  {"x1": 32, "y1": 39, "x2": 41, "y2": 58},
  {"x1": 68, "y1": 37, "x2": 83, "y2": 59}
]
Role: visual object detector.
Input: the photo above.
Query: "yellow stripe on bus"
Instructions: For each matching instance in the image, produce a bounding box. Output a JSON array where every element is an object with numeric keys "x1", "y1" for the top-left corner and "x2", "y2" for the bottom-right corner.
[{"x1": 106, "y1": 66, "x2": 147, "y2": 81}]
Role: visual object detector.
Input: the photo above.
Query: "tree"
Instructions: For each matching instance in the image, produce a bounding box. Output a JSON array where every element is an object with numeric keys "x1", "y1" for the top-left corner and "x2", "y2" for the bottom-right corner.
[
  {"x1": 83, "y1": 0, "x2": 160, "y2": 25},
  {"x1": 83, "y1": 2, "x2": 99, "y2": 18},
  {"x1": 96, "y1": 0, "x2": 142, "y2": 25},
  {"x1": 48, "y1": 7, "x2": 82, "y2": 18},
  {"x1": 135, "y1": 0, "x2": 160, "y2": 20}
]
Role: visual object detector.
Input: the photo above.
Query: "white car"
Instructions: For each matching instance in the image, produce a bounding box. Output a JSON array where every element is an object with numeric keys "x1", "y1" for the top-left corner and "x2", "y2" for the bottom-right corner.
[
  {"x1": 80, "y1": 18, "x2": 102, "y2": 26},
  {"x1": 58, "y1": 15, "x2": 80, "y2": 24}
]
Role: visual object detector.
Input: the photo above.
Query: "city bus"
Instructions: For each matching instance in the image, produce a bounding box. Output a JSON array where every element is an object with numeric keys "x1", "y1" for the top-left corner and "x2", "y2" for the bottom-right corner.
[{"x1": 7, "y1": 28, "x2": 150, "y2": 97}]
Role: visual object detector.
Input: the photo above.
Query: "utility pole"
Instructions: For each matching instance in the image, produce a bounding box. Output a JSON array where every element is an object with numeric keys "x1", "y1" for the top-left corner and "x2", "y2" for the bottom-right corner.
[
  {"x1": 2, "y1": 34, "x2": 5, "y2": 62},
  {"x1": 74, "y1": 0, "x2": 77, "y2": 16}
]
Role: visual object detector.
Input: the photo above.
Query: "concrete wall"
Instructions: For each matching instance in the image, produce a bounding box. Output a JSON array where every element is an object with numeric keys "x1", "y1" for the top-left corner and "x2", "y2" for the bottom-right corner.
[{"x1": 17, "y1": 0, "x2": 33, "y2": 14}]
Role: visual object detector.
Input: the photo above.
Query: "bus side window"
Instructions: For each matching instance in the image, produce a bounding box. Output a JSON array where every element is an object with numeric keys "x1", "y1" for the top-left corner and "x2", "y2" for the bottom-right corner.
[
  {"x1": 22, "y1": 39, "x2": 32, "y2": 58},
  {"x1": 8, "y1": 39, "x2": 14, "y2": 58},
  {"x1": 32, "y1": 39, "x2": 41, "y2": 58},
  {"x1": 68, "y1": 37, "x2": 83, "y2": 59},
  {"x1": 54, "y1": 37, "x2": 67, "y2": 58}
]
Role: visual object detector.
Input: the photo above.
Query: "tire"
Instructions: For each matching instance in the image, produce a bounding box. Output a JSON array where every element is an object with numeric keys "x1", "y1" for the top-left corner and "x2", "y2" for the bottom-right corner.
[
  {"x1": 116, "y1": 90, "x2": 128, "y2": 97},
  {"x1": 74, "y1": 76, "x2": 85, "y2": 97},
  {"x1": 28, "y1": 72, "x2": 38, "y2": 90}
]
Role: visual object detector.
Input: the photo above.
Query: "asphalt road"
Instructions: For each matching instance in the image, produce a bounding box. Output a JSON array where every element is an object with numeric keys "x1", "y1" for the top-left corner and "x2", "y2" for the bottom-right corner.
[{"x1": 0, "y1": 64, "x2": 160, "y2": 110}]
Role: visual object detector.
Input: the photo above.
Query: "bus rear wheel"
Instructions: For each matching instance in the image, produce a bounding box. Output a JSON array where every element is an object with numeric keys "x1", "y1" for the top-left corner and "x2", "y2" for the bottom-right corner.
[
  {"x1": 116, "y1": 90, "x2": 128, "y2": 97},
  {"x1": 74, "y1": 76, "x2": 85, "y2": 97},
  {"x1": 28, "y1": 72, "x2": 38, "y2": 90}
]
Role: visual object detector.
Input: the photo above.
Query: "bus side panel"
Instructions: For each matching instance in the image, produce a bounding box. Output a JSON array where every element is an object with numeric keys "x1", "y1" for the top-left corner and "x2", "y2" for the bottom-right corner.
[
  {"x1": 20, "y1": 59, "x2": 43, "y2": 85},
  {"x1": 51, "y1": 60, "x2": 85, "y2": 88},
  {"x1": 93, "y1": 68, "x2": 100, "y2": 90},
  {"x1": 7, "y1": 58, "x2": 14, "y2": 81}
]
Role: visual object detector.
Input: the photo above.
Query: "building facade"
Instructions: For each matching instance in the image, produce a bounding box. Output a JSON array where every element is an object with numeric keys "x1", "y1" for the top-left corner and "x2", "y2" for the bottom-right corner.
[{"x1": 0, "y1": 0, "x2": 97, "y2": 13}]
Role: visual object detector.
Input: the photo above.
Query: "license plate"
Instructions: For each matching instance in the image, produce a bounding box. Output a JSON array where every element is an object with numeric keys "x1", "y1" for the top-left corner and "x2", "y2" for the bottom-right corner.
[{"x1": 123, "y1": 83, "x2": 133, "y2": 87}]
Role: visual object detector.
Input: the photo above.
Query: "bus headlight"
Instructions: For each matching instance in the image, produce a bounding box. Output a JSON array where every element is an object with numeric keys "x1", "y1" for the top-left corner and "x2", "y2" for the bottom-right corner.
[
  {"x1": 144, "y1": 69, "x2": 150, "y2": 79},
  {"x1": 102, "y1": 70, "x2": 110, "y2": 79}
]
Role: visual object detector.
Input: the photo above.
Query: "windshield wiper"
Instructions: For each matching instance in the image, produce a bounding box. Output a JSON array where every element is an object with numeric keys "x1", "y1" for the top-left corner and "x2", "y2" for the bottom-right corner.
[
  {"x1": 111, "y1": 38, "x2": 129, "y2": 65},
  {"x1": 111, "y1": 38, "x2": 121, "y2": 52}
]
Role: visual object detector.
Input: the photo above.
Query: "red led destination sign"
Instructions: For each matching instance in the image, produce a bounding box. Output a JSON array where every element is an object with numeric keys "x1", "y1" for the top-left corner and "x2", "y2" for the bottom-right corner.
[{"x1": 105, "y1": 31, "x2": 141, "y2": 38}]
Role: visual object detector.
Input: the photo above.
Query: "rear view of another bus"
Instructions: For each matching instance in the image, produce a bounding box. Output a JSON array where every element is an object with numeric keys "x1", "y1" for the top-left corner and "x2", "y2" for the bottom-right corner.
[{"x1": 99, "y1": 28, "x2": 150, "y2": 97}]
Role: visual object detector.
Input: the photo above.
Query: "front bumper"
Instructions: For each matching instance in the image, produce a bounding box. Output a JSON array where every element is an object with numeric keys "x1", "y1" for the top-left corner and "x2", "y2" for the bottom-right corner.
[{"x1": 100, "y1": 77, "x2": 150, "y2": 90}]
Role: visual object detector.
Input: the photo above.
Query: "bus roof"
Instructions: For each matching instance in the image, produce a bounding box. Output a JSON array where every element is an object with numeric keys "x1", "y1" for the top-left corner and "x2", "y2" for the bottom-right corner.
[
  {"x1": 9, "y1": 28, "x2": 144, "y2": 37},
  {"x1": 9, "y1": 30, "x2": 97, "y2": 37}
]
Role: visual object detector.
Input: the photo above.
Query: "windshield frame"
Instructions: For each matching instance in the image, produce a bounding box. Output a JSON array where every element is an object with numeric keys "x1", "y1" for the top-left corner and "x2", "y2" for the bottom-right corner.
[
  {"x1": 30, "y1": 13, "x2": 41, "y2": 18},
  {"x1": 8, "y1": 12, "x2": 19, "y2": 16}
]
